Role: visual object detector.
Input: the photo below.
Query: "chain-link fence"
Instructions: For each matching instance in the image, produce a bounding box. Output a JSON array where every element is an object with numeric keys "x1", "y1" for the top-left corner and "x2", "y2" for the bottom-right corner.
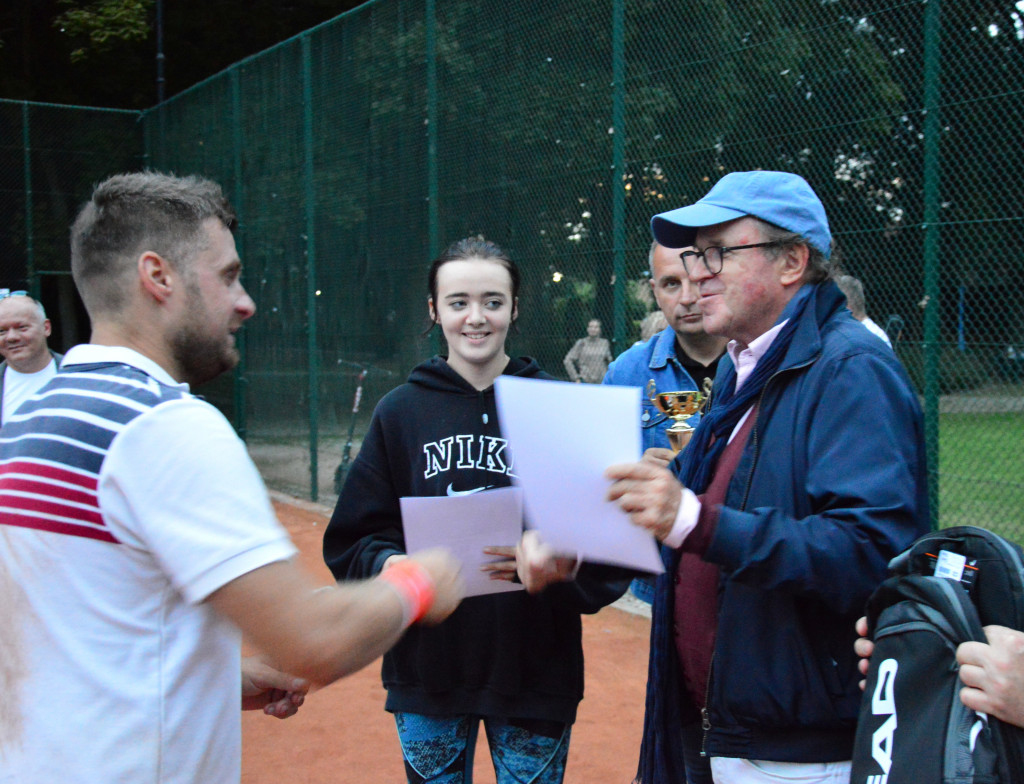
[
  {"x1": 0, "y1": 100, "x2": 145, "y2": 348},
  {"x1": 1, "y1": 0, "x2": 1021, "y2": 535}
]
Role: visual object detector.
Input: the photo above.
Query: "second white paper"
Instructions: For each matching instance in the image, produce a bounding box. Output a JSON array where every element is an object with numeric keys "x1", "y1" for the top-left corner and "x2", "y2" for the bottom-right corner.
[{"x1": 400, "y1": 486, "x2": 526, "y2": 597}]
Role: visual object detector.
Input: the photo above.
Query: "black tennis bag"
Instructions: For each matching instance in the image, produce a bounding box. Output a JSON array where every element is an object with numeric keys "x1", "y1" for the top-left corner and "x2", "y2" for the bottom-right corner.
[{"x1": 851, "y1": 526, "x2": 1024, "y2": 784}]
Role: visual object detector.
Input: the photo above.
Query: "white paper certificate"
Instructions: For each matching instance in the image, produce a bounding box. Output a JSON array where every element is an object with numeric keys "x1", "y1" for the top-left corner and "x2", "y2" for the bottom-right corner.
[
  {"x1": 494, "y1": 376, "x2": 663, "y2": 573},
  {"x1": 400, "y1": 486, "x2": 526, "y2": 597}
]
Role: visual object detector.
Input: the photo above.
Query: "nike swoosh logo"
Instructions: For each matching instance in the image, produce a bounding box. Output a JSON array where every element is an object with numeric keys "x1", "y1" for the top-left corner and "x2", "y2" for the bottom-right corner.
[{"x1": 446, "y1": 483, "x2": 490, "y2": 497}]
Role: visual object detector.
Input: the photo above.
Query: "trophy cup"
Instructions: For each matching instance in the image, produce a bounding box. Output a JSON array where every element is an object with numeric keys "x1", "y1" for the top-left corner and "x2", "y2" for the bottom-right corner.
[{"x1": 647, "y1": 379, "x2": 706, "y2": 453}]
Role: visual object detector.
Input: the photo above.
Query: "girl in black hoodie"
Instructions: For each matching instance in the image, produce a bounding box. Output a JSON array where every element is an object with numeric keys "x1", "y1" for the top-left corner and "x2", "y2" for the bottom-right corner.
[{"x1": 323, "y1": 237, "x2": 630, "y2": 784}]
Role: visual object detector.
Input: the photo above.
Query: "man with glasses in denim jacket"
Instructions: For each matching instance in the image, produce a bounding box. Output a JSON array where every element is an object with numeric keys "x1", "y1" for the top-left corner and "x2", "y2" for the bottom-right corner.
[
  {"x1": 0, "y1": 291, "x2": 62, "y2": 424},
  {"x1": 605, "y1": 171, "x2": 929, "y2": 784},
  {"x1": 602, "y1": 241, "x2": 726, "y2": 784}
]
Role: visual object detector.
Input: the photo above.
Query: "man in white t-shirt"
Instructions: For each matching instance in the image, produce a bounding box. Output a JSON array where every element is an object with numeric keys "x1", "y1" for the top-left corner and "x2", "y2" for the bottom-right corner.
[
  {"x1": 0, "y1": 293, "x2": 62, "y2": 424},
  {"x1": 0, "y1": 172, "x2": 465, "y2": 784}
]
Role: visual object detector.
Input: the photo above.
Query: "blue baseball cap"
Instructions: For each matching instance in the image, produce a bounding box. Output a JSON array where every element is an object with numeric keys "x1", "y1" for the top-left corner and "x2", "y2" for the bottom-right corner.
[{"x1": 651, "y1": 171, "x2": 832, "y2": 258}]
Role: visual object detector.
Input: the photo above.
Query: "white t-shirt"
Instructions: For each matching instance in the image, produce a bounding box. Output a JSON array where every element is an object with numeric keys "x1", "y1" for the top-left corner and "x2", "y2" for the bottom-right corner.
[
  {"x1": 1, "y1": 357, "x2": 57, "y2": 422},
  {"x1": 860, "y1": 316, "x2": 893, "y2": 348},
  {"x1": 0, "y1": 345, "x2": 296, "y2": 783}
]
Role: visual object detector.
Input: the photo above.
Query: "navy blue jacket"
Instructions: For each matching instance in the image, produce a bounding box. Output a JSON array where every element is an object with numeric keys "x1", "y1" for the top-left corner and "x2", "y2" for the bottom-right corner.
[{"x1": 641, "y1": 281, "x2": 930, "y2": 775}]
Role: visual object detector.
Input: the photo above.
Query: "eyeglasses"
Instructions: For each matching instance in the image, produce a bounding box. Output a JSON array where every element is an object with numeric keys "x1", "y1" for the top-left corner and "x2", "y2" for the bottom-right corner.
[
  {"x1": 680, "y1": 242, "x2": 784, "y2": 277},
  {"x1": 0, "y1": 290, "x2": 28, "y2": 300}
]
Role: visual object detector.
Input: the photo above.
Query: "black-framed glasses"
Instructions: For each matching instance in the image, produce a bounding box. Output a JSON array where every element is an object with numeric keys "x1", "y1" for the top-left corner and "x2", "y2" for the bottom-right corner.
[{"x1": 680, "y1": 241, "x2": 783, "y2": 277}]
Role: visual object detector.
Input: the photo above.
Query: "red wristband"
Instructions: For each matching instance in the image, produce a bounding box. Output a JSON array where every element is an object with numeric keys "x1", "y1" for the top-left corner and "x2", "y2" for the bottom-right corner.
[{"x1": 378, "y1": 559, "x2": 437, "y2": 628}]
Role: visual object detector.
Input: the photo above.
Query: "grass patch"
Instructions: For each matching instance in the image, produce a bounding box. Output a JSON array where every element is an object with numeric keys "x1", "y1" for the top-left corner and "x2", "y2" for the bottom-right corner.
[{"x1": 939, "y1": 412, "x2": 1024, "y2": 541}]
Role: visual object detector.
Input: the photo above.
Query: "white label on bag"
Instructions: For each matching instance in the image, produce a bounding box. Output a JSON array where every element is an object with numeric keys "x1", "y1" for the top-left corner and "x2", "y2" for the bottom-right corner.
[{"x1": 935, "y1": 549, "x2": 967, "y2": 581}]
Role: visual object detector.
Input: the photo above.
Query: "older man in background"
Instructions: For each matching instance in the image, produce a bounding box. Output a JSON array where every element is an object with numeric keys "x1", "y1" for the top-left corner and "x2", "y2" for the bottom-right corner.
[{"x1": 0, "y1": 292, "x2": 63, "y2": 424}]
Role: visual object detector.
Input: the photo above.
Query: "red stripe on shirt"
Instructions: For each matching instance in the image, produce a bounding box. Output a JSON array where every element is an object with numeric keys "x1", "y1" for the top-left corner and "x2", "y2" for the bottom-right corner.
[
  {"x1": 0, "y1": 460, "x2": 98, "y2": 491},
  {"x1": 0, "y1": 493, "x2": 104, "y2": 527},
  {"x1": 0, "y1": 476, "x2": 98, "y2": 508},
  {"x1": 0, "y1": 512, "x2": 119, "y2": 544}
]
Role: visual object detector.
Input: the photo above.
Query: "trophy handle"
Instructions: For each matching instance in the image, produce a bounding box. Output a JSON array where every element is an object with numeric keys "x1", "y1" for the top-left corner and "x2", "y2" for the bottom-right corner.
[{"x1": 696, "y1": 377, "x2": 713, "y2": 415}]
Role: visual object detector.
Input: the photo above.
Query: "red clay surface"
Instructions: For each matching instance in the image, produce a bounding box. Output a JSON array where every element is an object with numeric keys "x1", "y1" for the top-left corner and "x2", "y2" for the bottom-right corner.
[{"x1": 241, "y1": 498, "x2": 649, "y2": 784}]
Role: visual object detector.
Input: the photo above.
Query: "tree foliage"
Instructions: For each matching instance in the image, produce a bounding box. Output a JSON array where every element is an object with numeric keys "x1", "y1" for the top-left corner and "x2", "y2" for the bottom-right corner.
[{"x1": 54, "y1": 0, "x2": 153, "y2": 63}]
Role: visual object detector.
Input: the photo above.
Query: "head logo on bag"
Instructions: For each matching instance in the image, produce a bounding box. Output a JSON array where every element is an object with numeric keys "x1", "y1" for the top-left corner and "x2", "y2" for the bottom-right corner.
[{"x1": 869, "y1": 658, "x2": 898, "y2": 784}]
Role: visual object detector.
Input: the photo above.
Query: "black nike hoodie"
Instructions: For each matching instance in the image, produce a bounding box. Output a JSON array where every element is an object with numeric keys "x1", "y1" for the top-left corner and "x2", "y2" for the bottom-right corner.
[{"x1": 323, "y1": 355, "x2": 631, "y2": 723}]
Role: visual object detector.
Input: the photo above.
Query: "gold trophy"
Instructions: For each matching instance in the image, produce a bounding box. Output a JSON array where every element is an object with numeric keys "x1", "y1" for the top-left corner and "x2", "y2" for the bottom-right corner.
[{"x1": 647, "y1": 379, "x2": 707, "y2": 453}]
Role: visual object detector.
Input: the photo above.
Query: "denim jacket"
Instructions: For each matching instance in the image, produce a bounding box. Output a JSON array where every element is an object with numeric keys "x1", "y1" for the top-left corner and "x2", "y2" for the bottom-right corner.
[{"x1": 602, "y1": 326, "x2": 702, "y2": 454}]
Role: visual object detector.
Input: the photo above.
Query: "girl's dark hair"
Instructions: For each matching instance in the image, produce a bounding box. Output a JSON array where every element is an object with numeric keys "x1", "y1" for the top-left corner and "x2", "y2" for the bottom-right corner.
[{"x1": 427, "y1": 237, "x2": 520, "y2": 328}]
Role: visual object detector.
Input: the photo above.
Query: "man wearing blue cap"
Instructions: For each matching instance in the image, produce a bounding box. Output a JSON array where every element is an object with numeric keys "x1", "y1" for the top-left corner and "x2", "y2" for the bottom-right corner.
[{"x1": 606, "y1": 171, "x2": 929, "y2": 784}]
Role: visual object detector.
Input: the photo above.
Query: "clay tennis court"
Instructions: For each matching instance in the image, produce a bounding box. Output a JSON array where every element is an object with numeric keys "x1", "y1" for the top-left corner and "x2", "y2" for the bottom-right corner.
[{"x1": 241, "y1": 496, "x2": 650, "y2": 784}]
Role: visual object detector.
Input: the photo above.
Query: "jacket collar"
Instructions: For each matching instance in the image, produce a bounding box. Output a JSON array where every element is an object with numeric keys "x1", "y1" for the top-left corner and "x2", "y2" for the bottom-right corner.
[
  {"x1": 778, "y1": 280, "x2": 846, "y2": 371},
  {"x1": 648, "y1": 327, "x2": 679, "y2": 370}
]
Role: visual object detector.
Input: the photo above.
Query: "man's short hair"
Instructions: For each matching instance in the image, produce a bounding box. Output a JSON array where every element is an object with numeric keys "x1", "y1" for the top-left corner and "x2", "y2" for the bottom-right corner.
[
  {"x1": 0, "y1": 293, "x2": 47, "y2": 322},
  {"x1": 835, "y1": 275, "x2": 867, "y2": 318},
  {"x1": 756, "y1": 219, "x2": 832, "y2": 284},
  {"x1": 70, "y1": 172, "x2": 236, "y2": 317},
  {"x1": 648, "y1": 240, "x2": 659, "y2": 278}
]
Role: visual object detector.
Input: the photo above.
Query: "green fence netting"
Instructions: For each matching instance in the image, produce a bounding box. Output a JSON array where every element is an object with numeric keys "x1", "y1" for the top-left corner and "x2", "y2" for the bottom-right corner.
[
  {"x1": 0, "y1": 100, "x2": 144, "y2": 348},
  {"x1": 2, "y1": 0, "x2": 1022, "y2": 537}
]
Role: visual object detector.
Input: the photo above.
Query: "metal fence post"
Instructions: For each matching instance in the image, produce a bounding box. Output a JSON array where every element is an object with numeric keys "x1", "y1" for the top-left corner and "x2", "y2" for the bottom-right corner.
[
  {"x1": 231, "y1": 68, "x2": 249, "y2": 443},
  {"x1": 922, "y1": 0, "x2": 943, "y2": 528},
  {"x1": 302, "y1": 35, "x2": 321, "y2": 501},
  {"x1": 22, "y1": 103, "x2": 36, "y2": 296},
  {"x1": 611, "y1": 0, "x2": 626, "y2": 351},
  {"x1": 426, "y1": 0, "x2": 440, "y2": 258},
  {"x1": 426, "y1": 0, "x2": 441, "y2": 357}
]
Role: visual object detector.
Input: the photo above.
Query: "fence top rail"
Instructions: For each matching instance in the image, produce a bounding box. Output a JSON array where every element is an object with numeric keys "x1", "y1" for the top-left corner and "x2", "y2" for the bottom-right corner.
[
  {"x1": 0, "y1": 97, "x2": 143, "y2": 116},
  {"x1": 140, "y1": 0, "x2": 386, "y2": 115}
]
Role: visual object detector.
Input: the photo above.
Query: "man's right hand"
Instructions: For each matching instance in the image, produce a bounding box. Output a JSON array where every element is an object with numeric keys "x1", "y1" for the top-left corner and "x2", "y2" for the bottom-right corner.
[
  {"x1": 406, "y1": 548, "x2": 465, "y2": 625},
  {"x1": 605, "y1": 460, "x2": 683, "y2": 542}
]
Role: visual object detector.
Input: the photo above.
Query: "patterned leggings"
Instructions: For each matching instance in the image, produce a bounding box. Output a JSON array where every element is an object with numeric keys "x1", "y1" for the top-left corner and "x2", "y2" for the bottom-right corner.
[{"x1": 393, "y1": 712, "x2": 572, "y2": 784}]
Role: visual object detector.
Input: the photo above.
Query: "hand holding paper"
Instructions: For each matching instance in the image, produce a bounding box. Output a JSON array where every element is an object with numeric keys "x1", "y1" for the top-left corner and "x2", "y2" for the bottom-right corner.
[
  {"x1": 482, "y1": 531, "x2": 579, "y2": 593},
  {"x1": 604, "y1": 460, "x2": 684, "y2": 543},
  {"x1": 399, "y1": 487, "x2": 526, "y2": 597}
]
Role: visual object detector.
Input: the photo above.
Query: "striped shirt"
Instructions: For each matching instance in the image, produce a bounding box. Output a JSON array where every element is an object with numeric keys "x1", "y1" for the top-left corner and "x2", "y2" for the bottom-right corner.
[
  {"x1": 0, "y1": 344, "x2": 294, "y2": 783},
  {"x1": 0, "y1": 360, "x2": 190, "y2": 543}
]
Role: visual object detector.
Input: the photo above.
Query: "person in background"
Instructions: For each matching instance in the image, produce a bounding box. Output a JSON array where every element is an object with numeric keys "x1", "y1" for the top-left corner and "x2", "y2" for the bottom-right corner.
[
  {"x1": 835, "y1": 274, "x2": 892, "y2": 347},
  {"x1": 606, "y1": 170, "x2": 929, "y2": 784},
  {"x1": 563, "y1": 317, "x2": 612, "y2": 382},
  {"x1": 602, "y1": 240, "x2": 728, "y2": 781},
  {"x1": 0, "y1": 291, "x2": 63, "y2": 424},
  {"x1": 605, "y1": 242, "x2": 728, "y2": 469},
  {"x1": 323, "y1": 237, "x2": 630, "y2": 784},
  {"x1": 638, "y1": 310, "x2": 668, "y2": 344}
]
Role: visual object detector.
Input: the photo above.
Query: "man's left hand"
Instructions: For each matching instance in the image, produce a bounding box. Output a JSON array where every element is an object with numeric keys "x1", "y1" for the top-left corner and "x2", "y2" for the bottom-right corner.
[{"x1": 241, "y1": 656, "x2": 309, "y2": 719}]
